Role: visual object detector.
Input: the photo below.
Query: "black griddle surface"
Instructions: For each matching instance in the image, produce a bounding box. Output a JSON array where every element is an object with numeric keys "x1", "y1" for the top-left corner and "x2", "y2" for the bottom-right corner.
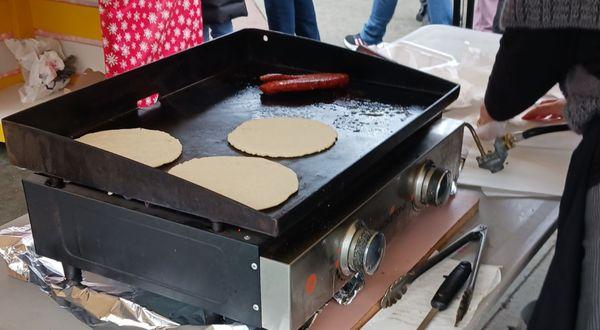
[{"x1": 96, "y1": 67, "x2": 425, "y2": 221}]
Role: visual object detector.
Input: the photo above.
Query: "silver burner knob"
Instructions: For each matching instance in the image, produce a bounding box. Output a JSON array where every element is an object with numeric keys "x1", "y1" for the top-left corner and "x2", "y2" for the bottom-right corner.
[
  {"x1": 340, "y1": 222, "x2": 386, "y2": 276},
  {"x1": 413, "y1": 160, "x2": 452, "y2": 207}
]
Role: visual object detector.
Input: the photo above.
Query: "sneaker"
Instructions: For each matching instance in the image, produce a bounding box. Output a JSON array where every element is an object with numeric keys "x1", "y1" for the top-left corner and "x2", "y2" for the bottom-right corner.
[{"x1": 344, "y1": 34, "x2": 368, "y2": 51}]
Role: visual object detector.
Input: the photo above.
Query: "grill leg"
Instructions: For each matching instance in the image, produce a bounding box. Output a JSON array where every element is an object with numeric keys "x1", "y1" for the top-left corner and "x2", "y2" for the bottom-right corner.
[{"x1": 63, "y1": 264, "x2": 83, "y2": 283}]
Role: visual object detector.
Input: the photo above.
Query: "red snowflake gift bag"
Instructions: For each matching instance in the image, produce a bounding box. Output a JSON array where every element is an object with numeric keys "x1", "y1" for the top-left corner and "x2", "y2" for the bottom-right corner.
[{"x1": 99, "y1": 0, "x2": 204, "y2": 107}]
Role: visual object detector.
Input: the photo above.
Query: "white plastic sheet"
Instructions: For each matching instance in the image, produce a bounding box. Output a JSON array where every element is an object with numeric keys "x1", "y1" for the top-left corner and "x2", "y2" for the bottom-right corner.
[{"x1": 372, "y1": 40, "x2": 493, "y2": 109}]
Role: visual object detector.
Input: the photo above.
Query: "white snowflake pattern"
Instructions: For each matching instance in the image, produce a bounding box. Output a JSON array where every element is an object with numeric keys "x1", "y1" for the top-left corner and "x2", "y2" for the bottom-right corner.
[
  {"x1": 154, "y1": 31, "x2": 161, "y2": 39},
  {"x1": 123, "y1": 0, "x2": 129, "y2": 5},
  {"x1": 135, "y1": 32, "x2": 141, "y2": 40},
  {"x1": 116, "y1": 10, "x2": 123, "y2": 20},
  {"x1": 136, "y1": 51, "x2": 142, "y2": 59},
  {"x1": 102, "y1": 37, "x2": 109, "y2": 47},
  {"x1": 165, "y1": 42, "x2": 171, "y2": 50},
  {"x1": 182, "y1": 0, "x2": 190, "y2": 9},
  {"x1": 186, "y1": 18, "x2": 191, "y2": 26},
  {"x1": 126, "y1": 11, "x2": 132, "y2": 19},
  {"x1": 121, "y1": 45, "x2": 130, "y2": 56},
  {"x1": 166, "y1": 1, "x2": 173, "y2": 9},
  {"x1": 124, "y1": 32, "x2": 131, "y2": 41},
  {"x1": 178, "y1": 14, "x2": 185, "y2": 24},
  {"x1": 132, "y1": 23, "x2": 137, "y2": 30},
  {"x1": 161, "y1": 10, "x2": 169, "y2": 19},
  {"x1": 143, "y1": 28, "x2": 152, "y2": 38},
  {"x1": 116, "y1": 33, "x2": 122, "y2": 42},
  {"x1": 148, "y1": 12, "x2": 157, "y2": 24},
  {"x1": 133, "y1": 12, "x2": 140, "y2": 21},
  {"x1": 121, "y1": 21, "x2": 128, "y2": 30},
  {"x1": 158, "y1": 22, "x2": 165, "y2": 30},
  {"x1": 179, "y1": 41, "x2": 185, "y2": 49},
  {"x1": 138, "y1": 0, "x2": 145, "y2": 8},
  {"x1": 193, "y1": 0, "x2": 199, "y2": 6},
  {"x1": 120, "y1": 60, "x2": 128, "y2": 69},
  {"x1": 174, "y1": 27, "x2": 181, "y2": 37},
  {"x1": 183, "y1": 28, "x2": 191, "y2": 40},
  {"x1": 130, "y1": 57, "x2": 137, "y2": 65},
  {"x1": 108, "y1": 22, "x2": 118, "y2": 34},
  {"x1": 151, "y1": 43, "x2": 158, "y2": 52},
  {"x1": 155, "y1": 1, "x2": 162, "y2": 10},
  {"x1": 106, "y1": 53, "x2": 117, "y2": 66},
  {"x1": 112, "y1": 43, "x2": 120, "y2": 51},
  {"x1": 140, "y1": 42, "x2": 148, "y2": 52},
  {"x1": 140, "y1": 22, "x2": 145, "y2": 28}
]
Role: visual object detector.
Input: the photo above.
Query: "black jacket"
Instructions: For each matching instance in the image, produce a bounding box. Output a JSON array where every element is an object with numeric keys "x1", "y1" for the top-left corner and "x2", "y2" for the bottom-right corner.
[
  {"x1": 485, "y1": 29, "x2": 600, "y2": 329},
  {"x1": 202, "y1": 0, "x2": 247, "y2": 24}
]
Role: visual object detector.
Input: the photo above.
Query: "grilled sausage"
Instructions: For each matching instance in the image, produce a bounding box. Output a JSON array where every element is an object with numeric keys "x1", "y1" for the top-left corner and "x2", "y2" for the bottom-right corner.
[
  {"x1": 259, "y1": 73, "x2": 299, "y2": 82},
  {"x1": 260, "y1": 73, "x2": 350, "y2": 94}
]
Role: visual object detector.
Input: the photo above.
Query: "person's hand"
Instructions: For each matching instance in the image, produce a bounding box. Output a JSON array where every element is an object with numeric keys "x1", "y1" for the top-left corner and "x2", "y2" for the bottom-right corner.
[
  {"x1": 476, "y1": 103, "x2": 506, "y2": 141},
  {"x1": 522, "y1": 98, "x2": 566, "y2": 122},
  {"x1": 477, "y1": 103, "x2": 494, "y2": 126}
]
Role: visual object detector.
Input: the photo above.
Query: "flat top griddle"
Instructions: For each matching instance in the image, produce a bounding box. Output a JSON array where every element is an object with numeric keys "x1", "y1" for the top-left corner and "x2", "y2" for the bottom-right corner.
[{"x1": 3, "y1": 29, "x2": 459, "y2": 236}]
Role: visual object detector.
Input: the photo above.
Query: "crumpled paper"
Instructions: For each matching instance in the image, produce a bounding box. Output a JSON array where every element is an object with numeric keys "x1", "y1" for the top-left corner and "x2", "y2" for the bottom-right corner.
[
  {"x1": 4, "y1": 37, "x2": 75, "y2": 103},
  {"x1": 0, "y1": 225, "x2": 250, "y2": 330}
]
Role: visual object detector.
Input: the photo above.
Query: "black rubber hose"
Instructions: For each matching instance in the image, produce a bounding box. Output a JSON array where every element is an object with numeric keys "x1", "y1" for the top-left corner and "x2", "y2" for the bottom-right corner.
[{"x1": 522, "y1": 124, "x2": 570, "y2": 139}]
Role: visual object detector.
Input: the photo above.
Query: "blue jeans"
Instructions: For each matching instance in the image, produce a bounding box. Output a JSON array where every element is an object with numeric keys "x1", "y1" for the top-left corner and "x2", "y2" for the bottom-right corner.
[
  {"x1": 264, "y1": 0, "x2": 320, "y2": 40},
  {"x1": 203, "y1": 21, "x2": 234, "y2": 40},
  {"x1": 360, "y1": 0, "x2": 398, "y2": 45},
  {"x1": 428, "y1": 0, "x2": 452, "y2": 25},
  {"x1": 360, "y1": 0, "x2": 452, "y2": 45}
]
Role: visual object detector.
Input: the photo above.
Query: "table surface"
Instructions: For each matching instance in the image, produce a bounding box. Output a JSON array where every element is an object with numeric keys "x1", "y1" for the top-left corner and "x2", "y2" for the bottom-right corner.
[{"x1": 0, "y1": 27, "x2": 560, "y2": 329}]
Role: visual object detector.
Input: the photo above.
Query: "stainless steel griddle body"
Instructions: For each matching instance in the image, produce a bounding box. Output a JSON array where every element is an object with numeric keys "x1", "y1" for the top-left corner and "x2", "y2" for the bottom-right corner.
[{"x1": 4, "y1": 29, "x2": 462, "y2": 329}]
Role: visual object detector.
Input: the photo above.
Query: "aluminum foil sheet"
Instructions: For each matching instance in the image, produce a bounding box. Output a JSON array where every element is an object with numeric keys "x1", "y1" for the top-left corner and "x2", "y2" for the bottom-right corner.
[{"x1": 0, "y1": 225, "x2": 250, "y2": 330}]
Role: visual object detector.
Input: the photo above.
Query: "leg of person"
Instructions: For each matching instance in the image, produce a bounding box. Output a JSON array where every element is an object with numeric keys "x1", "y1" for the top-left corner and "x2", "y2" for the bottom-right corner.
[
  {"x1": 209, "y1": 21, "x2": 234, "y2": 39},
  {"x1": 203, "y1": 24, "x2": 211, "y2": 41},
  {"x1": 473, "y1": 0, "x2": 499, "y2": 32},
  {"x1": 492, "y1": 0, "x2": 505, "y2": 33},
  {"x1": 417, "y1": 0, "x2": 428, "y2": 22},
  {"x1": 293, "y1": 0, "x2": 320, "y2": 40},
  {"x1": 427, "y1": 0, "x2": 452, "y2": 25},
  {"x1": 264, "y1": 0, "x2": 296, "y2": 35},
  {"x1": 360, "y1": 0, "x2": 398, "y2": 45},
  {"x1": 577, "y1": 184, "x2": 600, "y2": 329}
]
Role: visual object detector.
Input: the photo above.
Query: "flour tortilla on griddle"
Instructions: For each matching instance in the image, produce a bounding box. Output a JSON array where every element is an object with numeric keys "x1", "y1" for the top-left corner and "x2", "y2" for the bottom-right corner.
[
  {"x1": 168, "y1": 156, "x2": 299, "y2": 210},
  {"x1": 227, "y1": 117, "x2": 338, "y2": 158},
  {"x1": 76, "y1": 128, "x2": 182, "y2": 167}
]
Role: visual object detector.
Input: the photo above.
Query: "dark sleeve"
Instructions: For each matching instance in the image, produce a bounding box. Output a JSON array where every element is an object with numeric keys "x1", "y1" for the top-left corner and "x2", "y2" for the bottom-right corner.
[{"x1": 484, "y1": 29, "x2": 571, "y2": 121}]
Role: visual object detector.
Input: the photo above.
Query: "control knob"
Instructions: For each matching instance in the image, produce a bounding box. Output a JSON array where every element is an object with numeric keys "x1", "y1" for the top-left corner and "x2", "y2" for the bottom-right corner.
[
  {"x1": 340, "y1": 222, "x2": 386, "y2": 276},
  {"x1": 413, "y1": 160, "x2": 452, "y2": 207}
]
